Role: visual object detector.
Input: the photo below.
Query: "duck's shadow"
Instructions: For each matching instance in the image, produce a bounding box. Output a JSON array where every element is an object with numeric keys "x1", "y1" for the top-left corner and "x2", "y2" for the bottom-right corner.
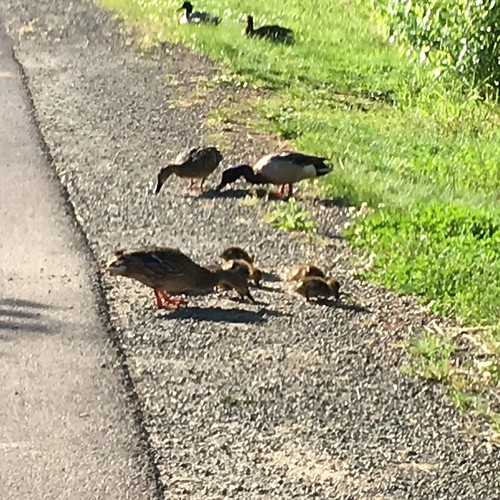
[
  {"x1": 315, "y1": 298, "x2": 370, "y2": 313},
  {"x1": 197, "y1": 188, "x2": 271, "y2": 200},
  {"x1": 159, "y1": 305, "x2": 286, "y2": 324}
]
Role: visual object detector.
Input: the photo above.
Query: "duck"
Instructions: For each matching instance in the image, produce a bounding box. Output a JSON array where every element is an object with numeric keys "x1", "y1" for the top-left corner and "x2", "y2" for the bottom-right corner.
[
  {"x1": 220, "y1": 246, "x2": 262, "y2": 287},
  {"x1": 105, "y1": 246, "x2": 254, "y2": 310},
  {"x1": 243, "y1": 15, "x2": 294, "y2": 44},
  {"x1": 178, "y1": 2, "x2": 221, "y2": 25},
  {"x1": 294, "y1": 277, "x2": 341, "y2": 302},
  {"x1": 287, "y1": 264, "x2": 326, "y2": 282},
  {"x1": 220, "y1": 246, "x2": 254, "y2": 264},
  {"x1": 221, "y1": 259, "x2": 263, "y2": 288},
  {"x1": 215, "y1": 151, "x2": 331, "y2": 198},
  {"x1": 155, "y1": 146, "x2": 223, "y2": 194}
]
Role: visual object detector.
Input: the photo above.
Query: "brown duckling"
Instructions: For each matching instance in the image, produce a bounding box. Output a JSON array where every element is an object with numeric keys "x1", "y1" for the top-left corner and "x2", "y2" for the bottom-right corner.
[
  {"x1": 155, "y1": 146, "x2": 223, "y2": 194},
  {"x1": 294, "y1": 277, "x2": 341, "y2": 302},
  {"x1": 243, "y1": 15, "x2": 294, "y2": 44},
  {"x1": 220, "y1": 246, "x2": 254, "y2": 264},
  {"x1": 287, "y1": 264, "x2": 326, "y2": 282},
  {"x1": 221, "y1": 259, "x2": 263, "y2": 288},
  {"x1": 106, "y1": 246, "x2": 254, "y2": 310}
]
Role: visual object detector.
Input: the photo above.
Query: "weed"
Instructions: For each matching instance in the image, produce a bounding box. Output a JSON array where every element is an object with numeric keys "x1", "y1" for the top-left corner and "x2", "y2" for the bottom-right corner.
[
  {"x1": 264, "y1": 197, "x2": 316, "y2": 233},
  {"x1": 404, "y1": 324, "x2": 500, "y2": 444}
]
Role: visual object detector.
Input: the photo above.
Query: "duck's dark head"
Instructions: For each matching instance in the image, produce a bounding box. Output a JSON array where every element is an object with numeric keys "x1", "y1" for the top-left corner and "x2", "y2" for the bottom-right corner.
[
  {"x1": 245, "y1": 15, "x2": 254, "y2": 34},
  {"x1": 155, "y1": 165, "x2": 176, "y2": 195},
  {"x1": 179, "y1": 1, "x2": 193, "y2": 13},
  {"x1": 215, "y1": 164, "x2": 253, "y2": 191},
  {"x1": 327, "y1": 278, "x2": 341, "y2": 301}
]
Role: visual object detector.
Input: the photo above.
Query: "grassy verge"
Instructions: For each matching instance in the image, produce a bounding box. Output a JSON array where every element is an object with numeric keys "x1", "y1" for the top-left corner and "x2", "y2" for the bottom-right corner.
[{"x1": 98, "y1": 0, "x2": 500, "y2": 436}]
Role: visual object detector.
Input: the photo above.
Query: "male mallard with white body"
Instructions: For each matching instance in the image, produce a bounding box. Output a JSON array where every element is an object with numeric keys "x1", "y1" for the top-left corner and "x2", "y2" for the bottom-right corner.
[
  {"x1": 215, "y1": 151, "x2": 332, "y2": 198},
  {"x1": 178, "y1": 1, "x2": 221, "y2": 25}
]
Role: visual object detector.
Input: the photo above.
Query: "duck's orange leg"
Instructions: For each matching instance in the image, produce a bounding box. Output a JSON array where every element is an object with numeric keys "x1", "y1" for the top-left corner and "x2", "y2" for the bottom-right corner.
[
  {"x1": 187, "y1": 179, "x2": 196, "y2": 190},
  {"x1": 158, "y1": 290, "x2": 187, "y2": 310},
  {"x1": 198, "y1": 177, "x2": 206, "y2": 190},
  {"x1": 273, "y1": 184, "x2": 290, "y2": 199}
]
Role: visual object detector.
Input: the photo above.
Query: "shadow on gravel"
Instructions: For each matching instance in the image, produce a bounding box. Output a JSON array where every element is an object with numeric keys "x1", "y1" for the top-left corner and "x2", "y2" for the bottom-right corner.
[
  {"x1": 198, "y1": 188, "x2": 271, "y2": 200},
  {"x1": 317, "y1": 298, "x2": 370, "y2": 313},
  {"x1": 0, "y1": 298, "x2": 59, "y2": 336},
  {"x1": 159, "y1": 305, "x2": 283, "y2": 324},
  {"x1": 316, "y1": 196, "x2": 352, "y2": 208}
]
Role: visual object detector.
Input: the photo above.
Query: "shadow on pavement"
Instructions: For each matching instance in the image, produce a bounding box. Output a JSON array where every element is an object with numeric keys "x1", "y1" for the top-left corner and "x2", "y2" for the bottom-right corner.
[{"x1": 0, "y1": 298, "x2": 59, "y2": 336}]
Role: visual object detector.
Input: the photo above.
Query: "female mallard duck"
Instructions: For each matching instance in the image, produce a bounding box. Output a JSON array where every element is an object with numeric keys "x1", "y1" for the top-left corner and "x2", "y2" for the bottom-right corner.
[
  {"x1": 155, "y1": 146, "x2": 223, "y2": 194},
  {"x1": 215, "y1": 151, "x2": 331, "y2": 198},
  {"x1": 178, "y1": 1, "x2": 221, "y2": 25},
  {"x1": 243, "y1": 15, "x2": 294, "y2": 44},
  {"x1": 294, "y1": 277, "x2": 341, "y2": 302},
  {"x1": 106, "y1": 246, "x2": 254, "y2": 310},
  {"x1": 287, "y1": 264, "x2": 326, "y2": 282},
  {"x1": 220, "y1": 246, "x2": 254, "y2": 265}
]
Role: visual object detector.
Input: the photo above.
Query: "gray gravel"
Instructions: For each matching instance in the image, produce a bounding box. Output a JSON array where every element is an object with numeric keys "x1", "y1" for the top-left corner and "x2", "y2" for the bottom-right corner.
[{"x1": 2, "y1": 0, "x2": 499, "y2": 498}]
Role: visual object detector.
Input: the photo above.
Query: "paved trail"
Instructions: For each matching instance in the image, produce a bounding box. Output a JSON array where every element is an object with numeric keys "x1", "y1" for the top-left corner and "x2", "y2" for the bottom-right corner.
[{"x1": 0, "y1": 23, "x2": 159, "y2": 500}]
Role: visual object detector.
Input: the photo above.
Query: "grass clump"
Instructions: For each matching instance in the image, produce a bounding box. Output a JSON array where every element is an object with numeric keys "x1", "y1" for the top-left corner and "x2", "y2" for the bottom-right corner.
[
  {"x1": 404, "y1": 325, "x2": 500, "y2": 444},
  {"x1": 264, "y1": 197, "x2": 316, "y2": 233},
  {"x1": 346, "y1": 202, "x2": 500, "y2": 324}
]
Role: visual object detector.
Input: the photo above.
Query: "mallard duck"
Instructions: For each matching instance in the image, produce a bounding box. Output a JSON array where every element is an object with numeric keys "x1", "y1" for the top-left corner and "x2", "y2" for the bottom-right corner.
[
  {"x1": 106, "y1": 247, "x2": 254, "y2": 309},
  {"x1": 294, "y1": 277, "x2": 341, "y2": 302},
  {"x1": 178, "y1": 2, "x2": 221, "y2": 25},
  {"x1": 287, "y1": 264, "x2": 326, "y2": 282},
  {"x1": 215, "y1": 151, "x2": 331, "y2": 198},
  {"x1": 243, "y1": 15, "x2": 294, "y2": 44},
  {"x1": 222, "y1": 259, "x2": 263, "y2": 288},
  {"x1": 220, "y1": 246, "x2": 254, "y2": 265},
  {"x1": 155, "y1": 146, "x2": 223, "y2": 194}
]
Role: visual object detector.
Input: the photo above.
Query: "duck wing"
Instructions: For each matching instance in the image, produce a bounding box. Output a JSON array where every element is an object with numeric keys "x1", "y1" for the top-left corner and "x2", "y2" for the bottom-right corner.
[
  {"x1": 190, "y1": 11, "x2": 221, "y2": 24},
  {"x1": 253, "y1": 151, "x2": 330, "y2": 184}
]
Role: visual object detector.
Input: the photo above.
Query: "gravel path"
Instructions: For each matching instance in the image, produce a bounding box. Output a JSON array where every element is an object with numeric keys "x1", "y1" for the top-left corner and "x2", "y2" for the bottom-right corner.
[{"x1": 2, "y1": 0, "x2": 498, "y2": 498}]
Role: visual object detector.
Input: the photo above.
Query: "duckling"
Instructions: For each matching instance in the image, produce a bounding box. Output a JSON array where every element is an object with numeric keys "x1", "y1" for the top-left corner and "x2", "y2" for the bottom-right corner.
[
  {"x1": 178, "y1": 1, "x2": 221, "y2": 25},
  {"x1": 155, "y1": 146, "x2": 223, "y2": 194},
  {"x1": 243, "y1": 15, "x2": 294, "y2": 44},
  {"x1": 294, "y1": 277, "x2": 341, "y2": 302},
  {"x1": 215, "y1": 151, "x2": 331, "y2": 199},
  {"x1": 287, "y1": 264, "x2": 326, "y2": 282},
  {"x1": 222, "y1": 259, "x2": 263, "y2": 288},
  {"x1": 220, "y1": 246, "x2": 254, "y2": 265},
  {"x1": 105, "y1": 246, "x2": 254, "y2": 310}
]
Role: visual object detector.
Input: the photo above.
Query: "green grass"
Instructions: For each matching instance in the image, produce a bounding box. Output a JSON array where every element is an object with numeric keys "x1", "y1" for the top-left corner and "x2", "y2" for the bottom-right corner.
[
  {"x1": 98, "y1": 0, "x2": 500, "y2": 435},
  {"x1": 403, "y1": 326, "x2": 500, "y2": 443}
]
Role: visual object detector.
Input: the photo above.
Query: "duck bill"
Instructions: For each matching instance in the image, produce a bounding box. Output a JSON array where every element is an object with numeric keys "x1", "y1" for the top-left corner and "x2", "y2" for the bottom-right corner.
[{"x1": 154, "y1": 180, "x2": 163, "y2": 195}]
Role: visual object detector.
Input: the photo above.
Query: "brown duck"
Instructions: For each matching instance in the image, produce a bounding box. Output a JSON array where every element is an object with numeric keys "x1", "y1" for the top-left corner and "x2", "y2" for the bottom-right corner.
[
  {"x1": 155, "y1": 146, "x2": 223, "y2": 194},
  {"x1": 221, "y1": 259, "x2": 263, "y2": 288},
  {"x1": 106, "y1": 246, "x2": 254, "y2": 310},
  {"x1": 287, "y1": 264, "x2": 326, "y2": 282},
  {"x1": 294, "y1": 277, "x2": 341, "y2": 301},
  {"x1": 220, "y1": 246, "x2": 255, "y2": 264}
]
